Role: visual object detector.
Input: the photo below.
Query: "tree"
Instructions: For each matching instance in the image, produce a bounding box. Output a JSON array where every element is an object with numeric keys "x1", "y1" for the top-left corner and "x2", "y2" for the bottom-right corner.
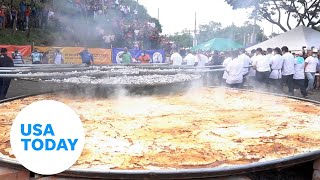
[
  {"x1": 197, "y1": 22, "x2": 222, "y2": 44},
  {"x1": 168, "y1": 29, "x2": 193, "y2": 48},
  {"x1": 196, "y1": 21, "x2": 267, "y2": 46},
  {"x1": 225, "y1": 0, "x2": 320, "y2": 32}
]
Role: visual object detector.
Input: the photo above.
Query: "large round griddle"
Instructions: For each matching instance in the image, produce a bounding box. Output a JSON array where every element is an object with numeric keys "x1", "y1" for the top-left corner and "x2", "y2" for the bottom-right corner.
[{"x1": 0, "y1": 88, "x2": 320, "y2": 179}]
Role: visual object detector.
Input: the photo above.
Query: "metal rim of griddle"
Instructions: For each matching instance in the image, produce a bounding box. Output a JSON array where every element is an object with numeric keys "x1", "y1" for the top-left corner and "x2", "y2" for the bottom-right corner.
[
  {"x1": 0, "y1": 64, "x2": 224, "y2": 75},
  {"x1": 0, "y1": 87, "x2": 320, "y2": 179}
]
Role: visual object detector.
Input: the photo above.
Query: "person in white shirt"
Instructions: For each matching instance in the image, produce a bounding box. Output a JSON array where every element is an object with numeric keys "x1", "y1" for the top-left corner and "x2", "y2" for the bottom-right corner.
[
  {"x1": 238, "y1": 49, "x2": 252, "y2": 86},
  {"x1": 184, "y1": 50, "x2": 196, "y2": 66},
  {"x1": 293, "y1": 51, "x2": 308, "y2": 98},
  {"x1": 238, "y1": 49, "x2": 251, "y2": 76},
  {"x1": 269, "y1": 47, "x2": 284, "y2": 93},
  {"x1": 281, "y1": 46, "x2": 295, "y2": 96},
  {"x1": 170, "y1": 50, "x2": 183, "y2": 66},
  {"x1": 265, "y1": 48, "x2": 273, "y2": 65},
  {"x1": 222, "y1": 52, "x2": 232, "y2": 82},
  {"x1": 226, "y1": 51, "x2": 244, "y2": 88},
  {"x1": 252, "y1": 48, "x2": 271, "y2": 88},
  {"x1": 54, "y1": 49, "x2": 64, "y2": 65},
  {"x1": 305, "y1": 48, "x2": 320, "y2": 92},
  {"x1": 195, "y1": 52, "x2": 209, "y2": 67}
]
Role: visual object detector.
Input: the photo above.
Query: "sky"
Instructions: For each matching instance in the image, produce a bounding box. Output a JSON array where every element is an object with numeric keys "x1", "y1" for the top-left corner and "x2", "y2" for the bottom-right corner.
[{"x1": 139, "y1": 0, "x2": 282, "y2": 36}]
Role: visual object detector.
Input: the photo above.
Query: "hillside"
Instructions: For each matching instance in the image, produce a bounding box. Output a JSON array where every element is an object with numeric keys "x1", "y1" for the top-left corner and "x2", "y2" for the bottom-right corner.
[{"x1": 0, "y1": 0, "x2": 162, "y2": 49}]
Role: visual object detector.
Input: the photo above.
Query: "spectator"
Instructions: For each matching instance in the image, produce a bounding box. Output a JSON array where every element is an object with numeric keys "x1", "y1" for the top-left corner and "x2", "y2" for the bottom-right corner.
[
  {"x1": 25, "y1": 5, "x2": 31, "y2": 29},
  {"x1": 30, "y1": 48, "x2": 43, "y2": 64},
  {"x1": 137, "y1": 50, "x2": 151, "y2": 64},
  {"x1": 19, "y1": 0, "x2": 27, "y2": 15},
  {"x1": 41, "y1": 51, "x2": 49, "y2": 64},
  {"x1": 210, "y1": 51, "x2": 222, "y2": 65},
  {"x1": 119, "y1": 47, "x2": 132, "y2": 64},
  {"x1": 11, "y1": 6, "x2": 17, "y2": 29},
  {"x1": 54, "y1": 49, "x2": 64, "y2": 64},
  {"x1": 0, "y1": 6, "x2": 5, "y2": 28},
  {"x1": 80, "y1": 48, "x2": 94, "y2": 65},
  {"x1": 41, "y1": 7, "x2": 49, "y2": 29},
  {"x1": 17, "y1": 9, "x2": 25, "y2": 31},
  {"x1": 11, "y1": 48, "x2": 24, "y2": 64},
  {"x1": 0, "y1": 48, "x2": 14, "y2": 100},
  {"x1": 305, "y1": 48, "x2": 319, "y2": 92}
]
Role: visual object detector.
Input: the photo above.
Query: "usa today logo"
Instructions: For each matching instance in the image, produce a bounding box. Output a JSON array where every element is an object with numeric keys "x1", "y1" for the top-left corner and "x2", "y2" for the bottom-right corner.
[{"x1": 10, "y1": 100, "x2": 85, "y2": 175}]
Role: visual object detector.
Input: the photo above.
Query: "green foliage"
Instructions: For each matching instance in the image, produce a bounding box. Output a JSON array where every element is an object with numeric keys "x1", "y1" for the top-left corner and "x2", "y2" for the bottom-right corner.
[
  {"x1": 197, "y1": 21, "x2": 267, "y2": 45},
  {"x1": 225, "y1": 0, "x2": 320, "y2": 31},
  {"x1": 0, "y1": 28, "x2": 53, "y2": 45},
  {"x1": 169, "y1": 21, "x2": 267, "y2": 48},
  {"x1": 168, "y1": 29, "x2": 193, "y2": 48}
]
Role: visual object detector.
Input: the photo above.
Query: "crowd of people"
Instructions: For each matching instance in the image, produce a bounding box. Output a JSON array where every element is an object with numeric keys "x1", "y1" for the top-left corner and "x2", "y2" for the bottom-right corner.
[
  {"x1": 0, "y1": 0, "x2": 53, "y2": 31},
  {"x1": 170, "y1": 47, "x2": 320, "y2": 98},
  {"x1": 73, "y1": 0, "x2": 160, "y2": 49},
  {"x1": 1, "y1": 0, "x2": 160, "y2": 48}
]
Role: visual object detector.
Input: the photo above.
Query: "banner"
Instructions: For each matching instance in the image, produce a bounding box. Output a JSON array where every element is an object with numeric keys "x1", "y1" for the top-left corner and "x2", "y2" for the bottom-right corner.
[
  {"x1": 112, "y1": 48, "x2": 165, "y2": 64},
  {"x1": 0, "y1": 45, "x2": 32, "y2": 57},
  {"x1": 34, "y1": 46, "x2": 112, "y2": 65}
]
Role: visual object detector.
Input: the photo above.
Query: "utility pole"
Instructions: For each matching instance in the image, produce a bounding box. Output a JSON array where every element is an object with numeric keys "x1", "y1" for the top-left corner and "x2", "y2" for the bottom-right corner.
[
  {"x1": 157, "y1": 8, "x2": 160, "y2": 21},
  {"x1": 193, "y1": 12, "x2": 197, "y2": 47},
  {"x1": 251, "y1": 3, "x2": 258, "y2": 45}
]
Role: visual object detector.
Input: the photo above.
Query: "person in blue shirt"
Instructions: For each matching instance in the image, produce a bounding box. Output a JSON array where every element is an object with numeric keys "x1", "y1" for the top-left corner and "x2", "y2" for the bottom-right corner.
[
  {"x1": 30, "y1": 48, "x2": 43, "y2": 64},
  {"x1": 80, "y1": 48, "x2": 94, "y2": 65},
  {"x1": 19, "y1": 0, "x2": 27, "y2": 16}
]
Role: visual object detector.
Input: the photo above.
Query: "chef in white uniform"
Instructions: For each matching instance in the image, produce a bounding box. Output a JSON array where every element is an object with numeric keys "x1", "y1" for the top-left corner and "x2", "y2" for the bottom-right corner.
[
  {"x1": 195, "y1": 52, "x2": 209, "y2": 67},
  {"x1": 222, "y1": 52, "x2": 233, "y2": 83},
  {"x1": 293, "y1": 51, "x2": 308, "y2": 98},
  {"x1": 269, "y1": 47, "x2": 284, "y2": 93},
  {"x1": 171, "y1": 49, "x2": 183, "y2": 66},
  {"x1": 252, "y1": 48, "x2": 271, "y2": 88},
  {"x1": 226, "y1": 51, "x2": 244, "y2": 88},
  {"x1": 281, "y1": 46, "x2": 295, "y2": 96},
  {"x1": 238, "y1": 49, "x2": 252, "y2": 86},
  {"x1": 184, "y1": 50, "x2": 196, "y2": 66}
]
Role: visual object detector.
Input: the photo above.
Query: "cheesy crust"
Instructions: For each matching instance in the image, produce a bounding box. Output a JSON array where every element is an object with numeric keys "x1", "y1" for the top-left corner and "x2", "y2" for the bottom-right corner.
[{"x1": 0, "y1": 88, "x2": 320, "y2": 170}]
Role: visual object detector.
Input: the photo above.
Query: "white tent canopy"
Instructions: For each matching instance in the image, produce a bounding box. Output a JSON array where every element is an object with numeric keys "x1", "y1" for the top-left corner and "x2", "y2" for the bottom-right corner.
[{"x1": 246, "y1": 26, "x2": 320, "y2": 51}]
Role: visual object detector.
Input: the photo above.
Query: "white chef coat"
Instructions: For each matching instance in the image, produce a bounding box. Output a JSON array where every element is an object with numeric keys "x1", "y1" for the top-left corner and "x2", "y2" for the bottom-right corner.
[
  {"x1": 195, "y1": 54, "x2": 209, "y2": 67},
  {"x1": 253, "y1": 54, "x2": 271, "y2": 72},
  {"x1": 248, "y1": 55, "x2": 256, "y2": 77},
  {"x1": 184, "y1": 53, "x2": 196, "y2": 66},
  {"x1": 171, "y1": 52, "x2": 183, "y2": 66},
  {"x1": 226, "y1": 58, "x2": 244, "y2": 84},
  {"x1": 282, "y1": 52, "x2": 295, "y2": 76},
  {"x1": 269, "y1": 54, "x2": 284, "y2": 79},
  {"x1": 238, "y1": 53, "x2": 251, "y2": 75},
  {"x1": 293, "y1": 57, "x2": 305, "y2": 80},
  {"x1": 222, "y1": 57, "x2": 232, "y2": 79},
  {"x1": 305, "y1": 56, "x2": 319, "y2": 73},
  {"x1": 265, "y1": 54, "x2": 273, "y2": 64}
]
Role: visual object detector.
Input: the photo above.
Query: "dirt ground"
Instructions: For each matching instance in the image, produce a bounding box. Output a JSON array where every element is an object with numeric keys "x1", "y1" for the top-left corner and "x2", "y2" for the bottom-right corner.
[{"x1": 3, "y1": 79, "x2": 320, "y2": 179}]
